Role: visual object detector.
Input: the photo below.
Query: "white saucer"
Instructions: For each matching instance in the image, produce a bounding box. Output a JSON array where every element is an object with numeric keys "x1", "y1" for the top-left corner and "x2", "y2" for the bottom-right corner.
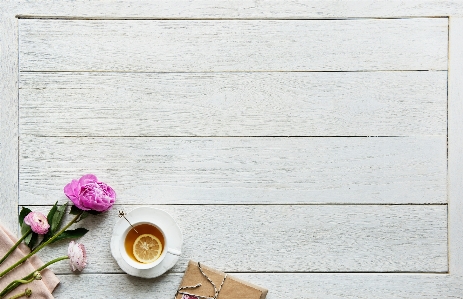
[{"x1": 110, "y1": 207, "x2": 183, "y2": 278}]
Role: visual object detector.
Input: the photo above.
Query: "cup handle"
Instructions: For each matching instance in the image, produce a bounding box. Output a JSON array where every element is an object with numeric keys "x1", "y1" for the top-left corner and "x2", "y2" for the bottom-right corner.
[{"x1": 167, "y1": 248, "x2": 182, "y2": 256}]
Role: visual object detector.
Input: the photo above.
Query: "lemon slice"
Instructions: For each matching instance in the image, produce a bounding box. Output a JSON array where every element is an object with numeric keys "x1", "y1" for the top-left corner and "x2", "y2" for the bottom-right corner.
[{"x1": 133, "y1": 234, "x2": 162, "y2": 263}]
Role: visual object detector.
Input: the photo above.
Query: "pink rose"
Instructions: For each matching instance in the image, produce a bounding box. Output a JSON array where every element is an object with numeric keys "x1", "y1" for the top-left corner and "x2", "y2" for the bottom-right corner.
[
  {"x1": 64, "y1": 174, "x2": 116, "y2": 212},
  {"x1": 24, "y1": 212, "x2": 50, "y2": 234},
  {"x1": 68, "y1": 241, "x2": 87, "y2": 271}
]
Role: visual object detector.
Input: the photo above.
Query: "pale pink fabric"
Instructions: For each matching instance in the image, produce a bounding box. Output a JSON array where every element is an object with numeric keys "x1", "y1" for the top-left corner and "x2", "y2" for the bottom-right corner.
[{"x1": 0, "y1": 222, "x2": 59, "y2": 299}]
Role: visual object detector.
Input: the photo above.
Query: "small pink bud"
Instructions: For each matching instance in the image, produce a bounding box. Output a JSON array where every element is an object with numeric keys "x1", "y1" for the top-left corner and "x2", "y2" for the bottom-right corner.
[
  {"x1": 68, "y1": 241, "x2": 87, "y2": 271},
  {"x1": 24, "y1": 212, "x2": 50, "y2": 234}
]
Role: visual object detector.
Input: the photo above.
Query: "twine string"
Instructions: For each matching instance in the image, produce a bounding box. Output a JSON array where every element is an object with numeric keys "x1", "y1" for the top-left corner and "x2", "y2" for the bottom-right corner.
[{"x1": 175, "y1": 263, "x2": 228, "y2": 299}]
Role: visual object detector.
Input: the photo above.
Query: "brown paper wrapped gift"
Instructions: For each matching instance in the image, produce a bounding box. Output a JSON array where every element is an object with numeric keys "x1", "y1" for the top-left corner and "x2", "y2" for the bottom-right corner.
[{"x1": 175, "y1": 261, "x2": 267, "y2": 299}]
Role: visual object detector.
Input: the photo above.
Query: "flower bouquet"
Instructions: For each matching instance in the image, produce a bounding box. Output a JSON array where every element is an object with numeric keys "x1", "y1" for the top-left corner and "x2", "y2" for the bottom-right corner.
[{"x1": 0, "y1": 174, "x2": 115, "y2": 299}]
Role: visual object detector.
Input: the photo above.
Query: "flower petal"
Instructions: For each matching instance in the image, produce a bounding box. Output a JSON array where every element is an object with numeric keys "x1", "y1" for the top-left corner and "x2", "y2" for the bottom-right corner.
[
  {"x1": 64, "y1": 179, "x2": 79, "y2": 201},
  {"x1": 24, "y1": 212, "x2": 50, "y2": 234},
  {"x1": 78, "y1": 174, "x2": 98, "y2": 186},
  {"x1": 68, "y1": 241, "x2": 87, "y2": 272},
  {"x1": 64, "y1": 175, "x2": 115, "y2": 213}
]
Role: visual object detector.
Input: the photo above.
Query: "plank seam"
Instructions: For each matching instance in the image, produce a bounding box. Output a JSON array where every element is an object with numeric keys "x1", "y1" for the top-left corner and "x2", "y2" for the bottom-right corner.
[
  {"x1": 15, "y1": 16, "x2": 450, "y2": 21},
  {"x1": 20, "y1": 203, "x2": 449, "y2": 207},
  {"x1": 18, "y1": 136, "x2": 442, "y2": 138},
  {"x1": 16, "y1": 11, "x2": 20, "y2": 235},
  {"x1": 448, "y1": 17, "x2": 463, "y2": 274},
  {"x1": 447, "y1": 16, "x2": 451, "y2": 274},
  {"x1": 53, "y1": 271, "x2": 450, "y2": 275},
  {"x1": 18, "y1": 70, "x2": 447, "y2": 74}
]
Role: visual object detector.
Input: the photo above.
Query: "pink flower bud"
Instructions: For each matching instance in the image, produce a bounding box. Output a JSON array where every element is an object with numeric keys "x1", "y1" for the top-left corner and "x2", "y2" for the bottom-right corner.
[
  {"x1": 64, "y1": 174, "x2": 116, "y2": 212},
  {"x1": 24, "y1": 212, "x2": 50, "y2": 234},
  {"x1": 68, "y1": 241, "x2": 87, "y2": 271}
]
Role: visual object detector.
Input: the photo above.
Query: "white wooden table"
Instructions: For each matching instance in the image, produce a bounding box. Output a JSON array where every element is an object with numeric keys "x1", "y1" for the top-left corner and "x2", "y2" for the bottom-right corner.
[{"x1": 1, "y1": 1, "x2": 463, "y2": 298}]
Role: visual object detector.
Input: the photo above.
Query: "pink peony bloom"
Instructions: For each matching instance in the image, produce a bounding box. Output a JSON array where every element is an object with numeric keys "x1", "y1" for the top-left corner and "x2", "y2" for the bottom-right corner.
[
  {"x1": 64, "y1": 174, "x2": 116, "y2": 212},
  {"x1": 181, "y1": 295, "x2": 199, "y2": 299},
  {"x1": 68, "y1": 241, "x2": 87, "y2": 271},
  {"x1": 24, "y1": 212, "x2": 50, "y2": 234}
]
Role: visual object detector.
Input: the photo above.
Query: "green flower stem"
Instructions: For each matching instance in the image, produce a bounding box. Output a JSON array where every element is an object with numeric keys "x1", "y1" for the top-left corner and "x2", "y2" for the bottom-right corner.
[
  {"x1": 6, "y1": 288, "x2": 31, "y2": 299},
  {"x1": 0, "y1": 211, "x2": 82, "y2": 279},
  {"x1": 0, "y1": 256, "x2": 68, "y2": 298},
  {"x1": 0, "y1": 229, "x2": 31, "y2": 266},
  {"x1": 9, "y1": 276, "x2": 35, "y2": 286}
]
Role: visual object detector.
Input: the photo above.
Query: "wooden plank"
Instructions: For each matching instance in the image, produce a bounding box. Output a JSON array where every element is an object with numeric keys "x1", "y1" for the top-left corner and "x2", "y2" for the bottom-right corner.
[
  {"x1": 32, "y1": 205, "x2": 447, "y2": 273},
  {"x1": 19, "y1": 136, "x2": 447, "y2": 205},
  {"x1": 449, "y1": 17, "x2": 463, "y2": 275},
  {"x1": 0, "y1": 8, "x2": 19, "y2": 232},
  {"x1": 18, "y1": 19, "x2": 448, "y2": 72},
  {"x1": 12, "y1": 1, "x2": 463, "y2": 19},
  {"x1": 19, "y1": 71, "x2": 447, "y2": 137},
  {"x1": 53, "y1": 273, "x2": 463, "y2": 299}
]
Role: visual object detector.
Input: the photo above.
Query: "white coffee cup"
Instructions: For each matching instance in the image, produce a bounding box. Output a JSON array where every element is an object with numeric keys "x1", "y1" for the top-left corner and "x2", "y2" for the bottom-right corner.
[{"x1": 119, "y1": 220, "x2": 180, "y2": 270}]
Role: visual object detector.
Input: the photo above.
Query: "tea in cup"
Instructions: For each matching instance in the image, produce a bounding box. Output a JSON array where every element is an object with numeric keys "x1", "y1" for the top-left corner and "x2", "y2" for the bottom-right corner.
[
  {"x1": 120, "y1": 221, "x2": 171, "y2": 269},
  {"x1": 111, "y1": 207, "x2": 183, "y2": 277}
]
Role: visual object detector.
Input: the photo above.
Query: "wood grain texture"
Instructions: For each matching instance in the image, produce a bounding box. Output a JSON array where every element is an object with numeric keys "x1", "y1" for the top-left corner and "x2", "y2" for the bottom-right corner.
[
  {"x1": 0, "y1": 6, "x2": 19, "y2": 232},
  {"x1": 448, "y1": 17, "x2": 463, "y2": 275},
  {"x1": 19, "y1": 71, "x2": 447, "y2": 137},
  {"x1": 19, "y1": 136, "x2": 447, "y2": 205},
  {"x1": 53, "y1": 273, "x2": 463, "y2": 299},
  {"x1": 11, "y1": 0, "x2": 463, "y2": 19},
  {"x1": 32, "y1": 205, "x2": 447, "y2": 273},
  {"x1": 2, "y1": 0, "x2": 461, "y2": 297},
  {"x1": 18, "y1": 18, "x2": 448, "y2": 72}
]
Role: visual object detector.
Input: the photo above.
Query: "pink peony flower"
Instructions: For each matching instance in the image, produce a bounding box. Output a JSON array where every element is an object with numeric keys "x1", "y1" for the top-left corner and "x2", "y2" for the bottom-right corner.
[
  {"x1": 24, "y1": 212, "x2": 50, "y2": 234},
  {"x1": 64, "y1": 174, "x2": 116, "y2": 212},
  {"x1": 181, "y1": 295, "x2": 199, "y2": 299},
  {"x1": 68, "y1": 241, "x2": 87, "y2": 271}
]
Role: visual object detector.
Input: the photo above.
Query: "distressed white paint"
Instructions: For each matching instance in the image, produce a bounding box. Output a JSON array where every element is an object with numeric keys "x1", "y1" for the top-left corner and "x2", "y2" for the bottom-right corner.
[
  {"x1": 53, "y1": 273, "x2": 463, "y2": 299},
  {"x1": 19, "y1": 19, "x2": 448, "y2": 72},
  {"x1": 0, "y1": 5, "x2": 19, "y2": 232},
  {"x1": 33, "y1": 205, "x2": 447, "y2": 274},
  {"x1": 11, "y1": 1, "x2": 463, "y2": 19},
  {"x1": 19, "y1": 136, "x2": 447, "y2": 205},
  {"x1": 448, "y1": 17, "x2": 463, "y2": 275},
  {"x1": 0, "y1": 1, "x2": 459, "y2": 297},
  {"x1": 19, "y1": 71, "x2": 447, "y2": 137}
]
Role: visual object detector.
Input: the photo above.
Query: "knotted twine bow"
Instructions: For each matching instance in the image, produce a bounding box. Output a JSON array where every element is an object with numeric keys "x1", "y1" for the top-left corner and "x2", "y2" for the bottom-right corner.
[{"x1": 175, "y1": 263, "x2": 228, "y2": 299}]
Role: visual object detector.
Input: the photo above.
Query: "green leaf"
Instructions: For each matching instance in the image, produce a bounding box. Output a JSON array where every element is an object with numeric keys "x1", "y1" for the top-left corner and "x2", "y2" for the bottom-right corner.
[
  {"x1": 70, "y1": 205, "x2": 100, "y2": 219},
  {"x1": 76, "y1": 211, "x2": 91, "y2": 222},
  {"x1": 38, "y1": 201, "x2": 59, "y2": 245},
  {"x1": 69, "y1": 205, "x2": 82, "y2": 215},
  {"x1": 51, "y1": 202, "x2": 67, "y2": 235},
  {"x1": 86, "y1": 210, "x2": 102, "y2": 215},
  {"x1": 21, "y1": 219, "x2": 37, "y2": 250},
  {"x1": 20, "y1": 213, "x2": 34, "y2": 250},
  {"x1": 21, "y1": 221, "x2": 30, "y2": 236},
  {"x1": 46, "y1": 201, "x2": 58, "y2": 229},
  {"x1": 49, "y1": 228, "x2": 89, "y2": 244},
  {"x1": 23, "y1": 232, "x2": 32, "y2": 246},
  {"x1": 27, "y1": 233, "x2": 38, "y2": 250},
  {"x1": 19, "y1": 207, "x2": 32, "y2": 226}
]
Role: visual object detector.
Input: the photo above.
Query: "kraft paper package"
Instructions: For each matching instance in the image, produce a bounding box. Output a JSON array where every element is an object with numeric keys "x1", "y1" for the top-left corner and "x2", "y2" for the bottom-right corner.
[{"x1": 175, "y1": 260, "x2": 267, "y2": 299}]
